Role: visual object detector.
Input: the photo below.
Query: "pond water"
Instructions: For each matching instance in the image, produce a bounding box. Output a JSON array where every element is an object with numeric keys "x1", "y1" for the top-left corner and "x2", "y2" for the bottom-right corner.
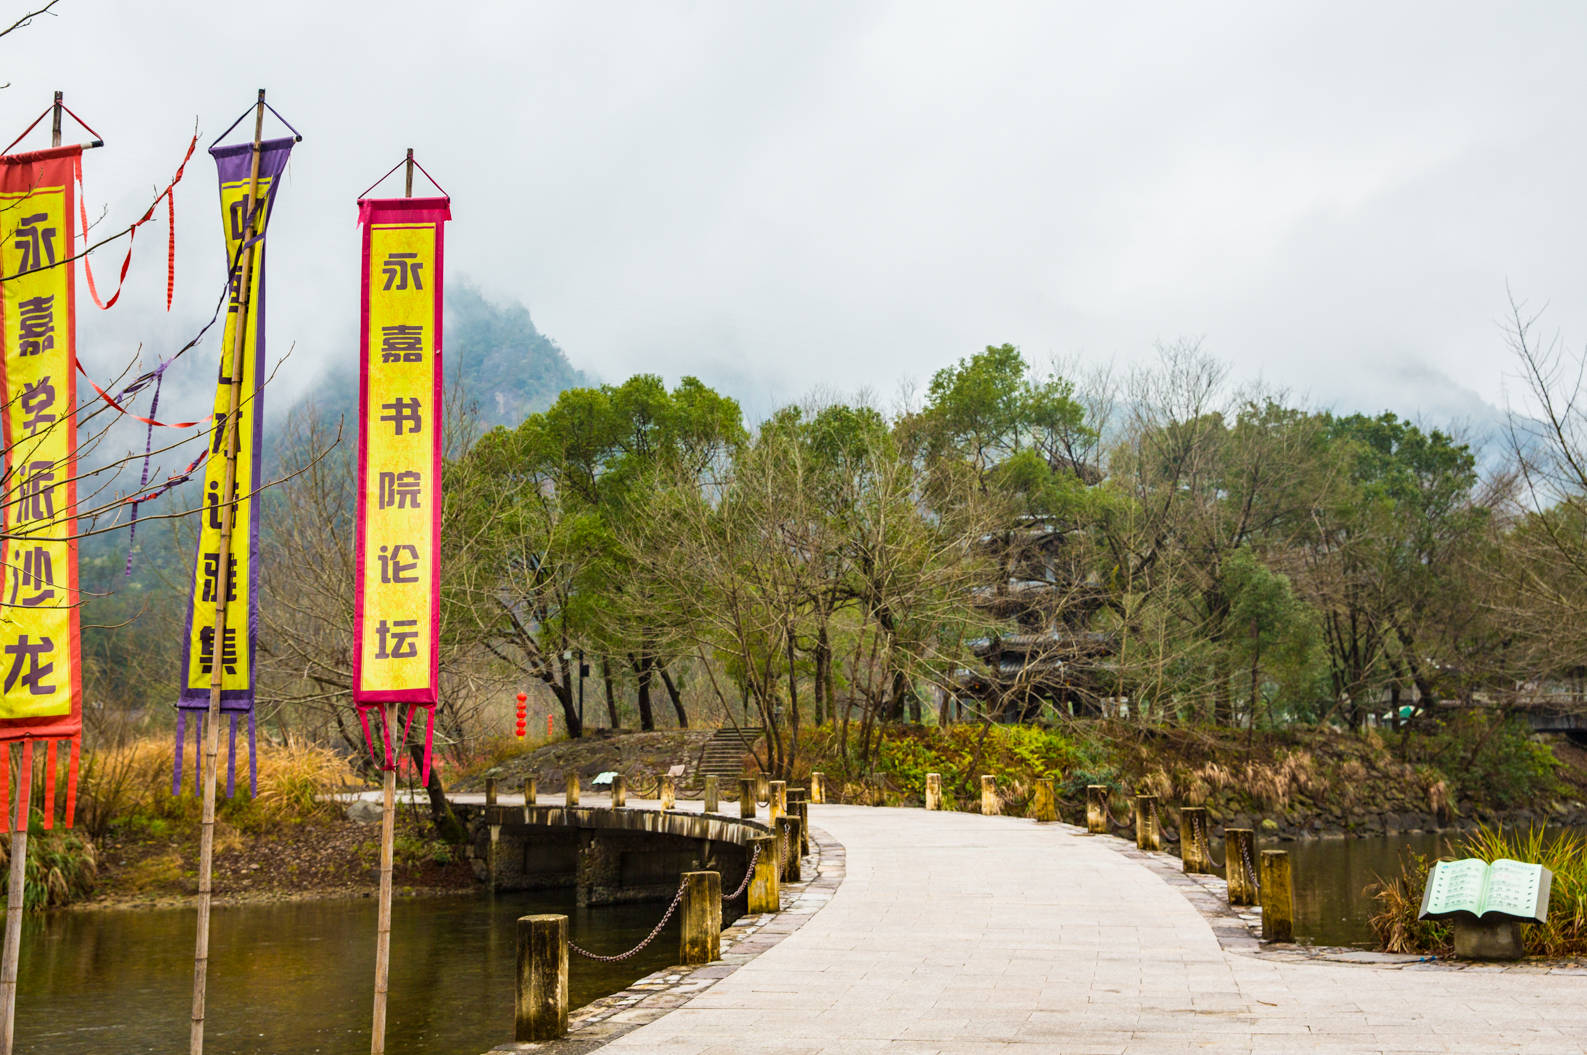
[
  {"x1": 10, "y1": 890, "x2": 693, "y2": 1055},
  {"x1": 1272, "y1": 832, "x2": 1462, "y2": 947}
]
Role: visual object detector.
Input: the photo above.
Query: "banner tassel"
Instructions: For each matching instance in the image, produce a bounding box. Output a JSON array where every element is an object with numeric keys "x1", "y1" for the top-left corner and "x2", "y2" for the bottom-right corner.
[
  {"x1": 421, "y1": 706, "x2": 436, "y2": 787},
  {"x1": 63, "y1": 737, "x2": 79, "y2": 829},
  {"x1": 378, "y1": 708, "x2": 395, "y2": 772},
  {"x1": 226, "y1": 713, "x2": 238, "y2": 799},
  {"x1": 16, "y1": 741, "x2": 33, "y2": 835},
  {"x1": 397, "y1": 703, "x2": 418, "y2": 775},
  {"x1": 40, "y1": 741, "x2": 56, "y2": 831},
  {"x1": 172, "y1": 711, "x2": 187, "y2": 796},
  {"x1": 0, "y1": 744, "x2": 11, "y2": 835},
  {"x1": 247, "y1": 711, "x2": 258, "y2": 798},
  {"x1": 193, "y1": 713, "x2": 203, "y2": 797},
  {"x1": 356, "y1": 706, "x2": 377, "y2": 769}
]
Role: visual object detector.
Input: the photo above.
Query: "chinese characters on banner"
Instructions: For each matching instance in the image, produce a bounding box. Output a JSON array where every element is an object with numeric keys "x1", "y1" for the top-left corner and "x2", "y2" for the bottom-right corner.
[
  {"x1": 353, "y1": 196, "x2": 449, "y2": 778},
  {"x1": 0, "y1": 146, "x2": 83, "y2": 830},
  {"x1": 175, "y1": 137, "x2": 296, "y2": 797}
]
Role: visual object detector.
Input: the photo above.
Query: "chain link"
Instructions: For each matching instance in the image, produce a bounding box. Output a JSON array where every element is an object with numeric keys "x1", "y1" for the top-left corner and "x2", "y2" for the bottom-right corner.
[
  {"x1": 569, "y1": 876, "x2": 688, "y2": 963},
  {"x1": 723, "y1": 843, "x2": 761, "y2": 902},
  {"x1": 1242, "y1": 836, "x2": 1261, "y2": 894},
  {"x1": 1200, "y1": 815, "x2": 1226, "y2": 869}
]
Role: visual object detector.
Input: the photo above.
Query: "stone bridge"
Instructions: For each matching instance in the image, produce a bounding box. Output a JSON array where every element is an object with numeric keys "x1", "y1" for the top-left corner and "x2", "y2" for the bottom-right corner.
[{"x1": 450, "y1": 799, "x2": 769, "y2": 906}]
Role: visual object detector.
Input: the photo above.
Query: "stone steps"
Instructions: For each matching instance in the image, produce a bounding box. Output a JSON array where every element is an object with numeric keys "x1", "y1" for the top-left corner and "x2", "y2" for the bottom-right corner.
[{"x1": 694, "y1": 727, "x2": 759, "y2": 786}]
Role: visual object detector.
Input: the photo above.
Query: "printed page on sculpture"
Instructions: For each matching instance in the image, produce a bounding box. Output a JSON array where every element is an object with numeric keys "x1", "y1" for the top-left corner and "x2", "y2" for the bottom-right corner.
[
  {"x1": 1418, "y1": 858, "x2": 1488, "y2": 919},
  {"x1": 1481, "y1": 859, "x2": 1551, "y2": 923}
]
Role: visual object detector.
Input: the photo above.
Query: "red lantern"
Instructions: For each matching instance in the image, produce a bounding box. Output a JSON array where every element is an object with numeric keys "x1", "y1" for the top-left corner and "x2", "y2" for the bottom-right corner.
[
  {"x1": 546, "y1": 714, "x2": 554, "y2": 738},
  {"x1": 514, "y1": 691, "x2": 527, "y2": 738}
]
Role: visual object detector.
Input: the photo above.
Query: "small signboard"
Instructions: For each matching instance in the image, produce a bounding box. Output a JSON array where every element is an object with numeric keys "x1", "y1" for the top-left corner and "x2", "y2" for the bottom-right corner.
[{"x1": 1418, "y1": 858, "x2": 1552, "y2": 924}]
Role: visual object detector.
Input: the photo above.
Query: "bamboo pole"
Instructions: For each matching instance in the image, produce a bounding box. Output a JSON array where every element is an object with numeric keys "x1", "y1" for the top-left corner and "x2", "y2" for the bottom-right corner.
[
  {"x1": 0, "y1": 90, "x2": 63, "y2": 1055},
  {"x1": 190, "y1": 89, "x2": 267, "y2": 1055},
  {"x1": 368, "y1": 148, "x2": 416, "y2": 1055},
  {"x1": 1, "y1": 748, "x2": 27, "y2": 1055}
]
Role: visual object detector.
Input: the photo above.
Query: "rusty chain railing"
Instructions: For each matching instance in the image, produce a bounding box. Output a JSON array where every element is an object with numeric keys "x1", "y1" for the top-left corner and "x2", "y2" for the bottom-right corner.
[
  {"x1": 723, "y1": 842, "x2": 761, "y2": 902},
  {"x1": 569, "y1": 876, "x2": 688, "y2": 963},
  {"x1": 567, "y1": 841, "x2": 765, "y2": 963}
]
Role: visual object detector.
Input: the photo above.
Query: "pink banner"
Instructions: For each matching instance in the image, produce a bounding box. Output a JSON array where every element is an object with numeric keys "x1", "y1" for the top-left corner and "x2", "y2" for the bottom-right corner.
[{"x1": 353, "y1": 196, "x2": 448, "y2": 773}]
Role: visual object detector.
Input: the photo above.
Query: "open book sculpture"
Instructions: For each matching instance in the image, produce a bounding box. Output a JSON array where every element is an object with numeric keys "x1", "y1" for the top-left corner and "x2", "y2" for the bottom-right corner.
[{"x1": 1417, "y1": 858, "x2": 1552, "y2": 925}]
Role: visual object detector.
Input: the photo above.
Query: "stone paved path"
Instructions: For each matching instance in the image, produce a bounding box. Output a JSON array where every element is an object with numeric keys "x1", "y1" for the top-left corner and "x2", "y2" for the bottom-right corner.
[{"x1": 576, "y1": 804, "x2": 1586, "y2": 1055}]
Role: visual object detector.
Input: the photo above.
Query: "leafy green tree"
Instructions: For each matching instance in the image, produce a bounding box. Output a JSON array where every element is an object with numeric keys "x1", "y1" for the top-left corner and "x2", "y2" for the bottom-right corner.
[
  {"x1": 447, "y1": 375, "x2": 744, "y2": 735},
  {"x1": 1299, "y1": 413, "x2": 1489, "y2": 724}
]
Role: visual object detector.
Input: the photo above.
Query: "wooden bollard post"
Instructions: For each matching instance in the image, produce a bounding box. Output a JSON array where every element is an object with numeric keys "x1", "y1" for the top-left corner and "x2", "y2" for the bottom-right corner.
[
  {"x1": 679, "y1": 871, "x2": 722, "y2": 965},
  {"x1": 488, "y1": 817, "x2": 501, "y2": 889},
  {"x1": 981, "y1": 775, "x2": 999, "y2": 816},
  {"x1": 925, "y1": 772, "x2": 941, "y2": 811},
  {"x1": 756, "y1": 773, "x2": 769, "y2": 804},
  {"x1": 1178, "y1": 806, "x2": 1210, "y2": 873},
  {"x1": 611, "y1": 774, "x2": 626, "y2": 808},
  {"x1": 739, "y1": 777, "x2": 757, "y2": 819},
  {"x1": 703, "y1": 774, "x2": 719, "y2": 813},
  {"x1": 747, "y1": 835, "x2": 780, "y2": 912},
  {"x1": 1260, "y1": 849, "x2": 1294, "y2": 942},
  {"x1": 524, "y1": 776, "x2": 537, "y2": 807},
  {"x1": 660, "y1": 775, "x2": 676, "y2": 810},
  {"x1": 788, "y1": 791, "x2": 809, "y2": 856},
  {"x1": 1135, "y1": 794, "x2": 1160, "y2": 851},
  {"x1": 565, "y1": 773, "x2": 580, "y2": 807},
  {"x1": 810, "y1": 771, "x2": 825, "y2": 804},
  {"x1": 1085, "y1": 785, "x2": 1108, "y2": 834},
  {"x1": 1225, "y1": 828, "x2": 1257, "y2": 905},
  {"x1": 777, "y1": 816, "x2": 801, "y2": 882},
  {"x1": 486, "y1": 779, "x2": 501, "y2": 888},
  {"x1": 769, "y1": 780, "x2": 786, "y2": 823},
  {"x1": 515, "y1": 914, "x2": 567, "y2": 1041},
  {"x1": 1030, "y1": 779, "x2": 1058, "y2": 822}
]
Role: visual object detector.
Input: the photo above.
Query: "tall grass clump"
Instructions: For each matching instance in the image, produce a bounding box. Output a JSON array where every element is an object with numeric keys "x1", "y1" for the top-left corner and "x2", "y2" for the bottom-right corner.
[
  {"x1": 1370, "y1": 825, "x2": 1587, "y2": 957},
  {"x1": 79, "y1": 734, "x2": 352, "y2": 838},
  {"x1": 0, "y1": 828, "x2": 99, "y2": 909}
]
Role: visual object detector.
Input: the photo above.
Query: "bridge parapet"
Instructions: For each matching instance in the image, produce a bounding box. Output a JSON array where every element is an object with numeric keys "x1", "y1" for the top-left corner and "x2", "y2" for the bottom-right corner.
[{"x1": 450, "y1": 800, "x2": 770, "y2": 907}]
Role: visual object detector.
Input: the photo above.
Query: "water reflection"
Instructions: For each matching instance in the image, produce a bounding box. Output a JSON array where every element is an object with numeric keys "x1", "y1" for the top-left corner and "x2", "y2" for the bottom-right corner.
[
  {"x1": 11, "y1": 891, "x2": 687, "y2": 1055},
  {"x1": 1277, "y1": 832, "x2": 1462, "y2": 947}
]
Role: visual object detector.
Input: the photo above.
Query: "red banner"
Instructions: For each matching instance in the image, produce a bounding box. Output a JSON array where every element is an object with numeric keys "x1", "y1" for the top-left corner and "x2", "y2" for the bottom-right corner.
[{"x1": 0, "y1": 146, "x2": 84, "y2": 830}]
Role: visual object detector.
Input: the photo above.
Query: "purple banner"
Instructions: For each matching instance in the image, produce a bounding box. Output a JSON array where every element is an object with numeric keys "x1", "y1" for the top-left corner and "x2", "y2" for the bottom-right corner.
[{"x1": 174, "y1": 136, "x2": 294, "y2": 797}]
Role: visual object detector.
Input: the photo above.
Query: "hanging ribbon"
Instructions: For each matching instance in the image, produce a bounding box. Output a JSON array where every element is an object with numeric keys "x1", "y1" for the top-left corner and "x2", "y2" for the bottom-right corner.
[{"x1": 76, "y1": 132, "x2": 196, "y2": 312}]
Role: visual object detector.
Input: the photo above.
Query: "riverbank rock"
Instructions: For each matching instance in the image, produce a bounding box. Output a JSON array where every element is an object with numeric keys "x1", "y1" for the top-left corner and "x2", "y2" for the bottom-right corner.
[{"x1": 345, "y1": 799, "x2": 383, "y2": 824}]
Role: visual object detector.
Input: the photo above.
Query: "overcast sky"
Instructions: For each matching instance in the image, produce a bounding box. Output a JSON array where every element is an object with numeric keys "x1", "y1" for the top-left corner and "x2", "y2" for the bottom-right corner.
[{"x1": 9, "y1": 1, "x2": 1587, "y2": 435}]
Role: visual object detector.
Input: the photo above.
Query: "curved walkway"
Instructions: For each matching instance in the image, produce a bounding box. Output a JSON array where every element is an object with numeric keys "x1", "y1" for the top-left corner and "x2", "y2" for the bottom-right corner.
[{"x1": 580, "y1": 804, "x2": 1585, "y2": 1055}]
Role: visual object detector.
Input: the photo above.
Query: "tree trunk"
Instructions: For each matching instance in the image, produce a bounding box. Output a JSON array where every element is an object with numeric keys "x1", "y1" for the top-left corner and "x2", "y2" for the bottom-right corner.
[
  {"x1": 813, "y1": 624, "x2": 830, "y2": 726},
  {"x1": 630, "y1": 653, "x2": 656, "y2": 731},
  {"x1": 550, "y1": 677, "x2": 583, "y2": 739},
  {"x1": 601, "y1": 659, "x2": 620, "y2": 728},
  {"x1": 408, "y1": 743, "x2": 467, "y2": 844},
  {"x1": 658, "y1": 663, "x2": 689, "y2": 729}
]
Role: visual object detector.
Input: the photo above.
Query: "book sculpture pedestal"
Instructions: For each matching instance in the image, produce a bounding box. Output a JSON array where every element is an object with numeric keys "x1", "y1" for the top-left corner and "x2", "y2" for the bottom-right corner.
[
  {"x1": 1452, "y1": 918, "x2": 1523, "y2": 960},
  {"x1": 1418, "y1": 858, "x2": 1552, "y2": 961}
]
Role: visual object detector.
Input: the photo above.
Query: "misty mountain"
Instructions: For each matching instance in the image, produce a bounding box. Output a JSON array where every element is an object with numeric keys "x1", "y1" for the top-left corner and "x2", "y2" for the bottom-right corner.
[
  {"x1": 443, "y1": 283, "x2": 596, "y2": 430},
  {"x1": 302, "y1": 281, "x2": 595, "y2": 432}
]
